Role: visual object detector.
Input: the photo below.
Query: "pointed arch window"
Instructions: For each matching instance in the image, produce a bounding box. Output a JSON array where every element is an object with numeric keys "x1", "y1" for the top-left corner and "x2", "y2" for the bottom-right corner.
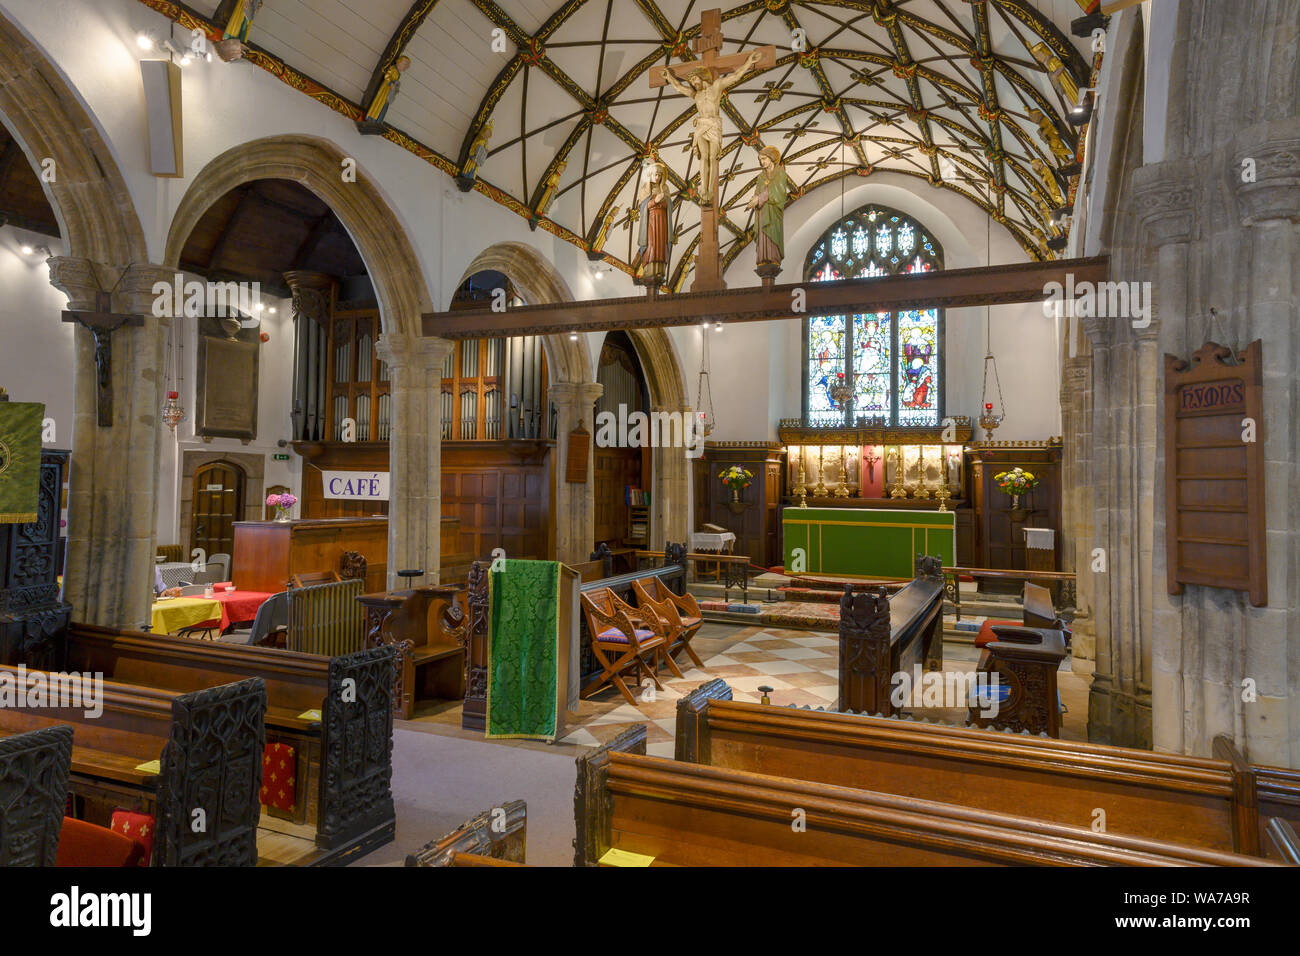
[{"x1": 802, "y1": 204, "x2": 944, "y2": 427}]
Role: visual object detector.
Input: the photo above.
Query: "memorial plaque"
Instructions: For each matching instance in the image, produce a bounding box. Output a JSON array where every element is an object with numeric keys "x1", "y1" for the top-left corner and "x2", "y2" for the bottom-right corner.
[
  {"x1": 196, "y1": 318, "x2": 260, "y2": 441},
  {"x1": 1163, "y1": 340, "x2": 1266, "y2": 606}
]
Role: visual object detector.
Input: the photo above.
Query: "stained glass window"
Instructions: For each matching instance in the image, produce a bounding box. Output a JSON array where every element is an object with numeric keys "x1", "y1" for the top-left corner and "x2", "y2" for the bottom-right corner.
[{"x1": 802, "y1": 204, "x2": 943, "y2": 426}]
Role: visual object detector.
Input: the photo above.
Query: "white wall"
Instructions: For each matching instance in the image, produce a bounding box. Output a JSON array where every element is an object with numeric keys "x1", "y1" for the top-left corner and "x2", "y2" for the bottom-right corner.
[
  {"x1": 0, "y1": 228, "x2": 72, "y2": 447},
  {"x1": 2, "y1": 0, "x2": 1064, "y2": 552}
]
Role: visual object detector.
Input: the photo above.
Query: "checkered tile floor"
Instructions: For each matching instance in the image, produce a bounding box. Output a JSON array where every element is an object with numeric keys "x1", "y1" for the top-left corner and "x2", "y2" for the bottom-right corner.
[
  {"x1": 553, "y1": 620, "x2": 1090, "y2": 754},
  {"x1": 557, "y1": 623, "x2": 843, "y2": 756}
]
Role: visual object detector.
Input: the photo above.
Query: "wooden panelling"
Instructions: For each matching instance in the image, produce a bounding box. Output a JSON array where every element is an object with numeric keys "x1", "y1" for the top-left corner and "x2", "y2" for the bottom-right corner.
[
  {"x1": 694, "y1": 445, "x2": 785, "y2": 568},
  {"x1": 969, "y1": 445, "x2": 1062, "y2": 577},
  {"x1": 441, "y1": 441, "x2": 552, "y2": 561},
  {"x1": 594, "y1": 447, "x2": 642, "y2": 547}
]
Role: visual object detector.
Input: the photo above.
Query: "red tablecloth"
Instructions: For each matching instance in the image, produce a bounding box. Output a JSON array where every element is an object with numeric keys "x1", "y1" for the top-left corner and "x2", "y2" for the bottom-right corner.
[{"x1": 209, "y1": 591, "x2": 274, "y2": 631}]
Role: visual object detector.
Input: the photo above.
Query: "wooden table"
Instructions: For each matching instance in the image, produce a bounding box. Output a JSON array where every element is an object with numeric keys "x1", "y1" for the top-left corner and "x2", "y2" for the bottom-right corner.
[{"x1": 149, "y1": 597, "x2": 221, "y2": 635}]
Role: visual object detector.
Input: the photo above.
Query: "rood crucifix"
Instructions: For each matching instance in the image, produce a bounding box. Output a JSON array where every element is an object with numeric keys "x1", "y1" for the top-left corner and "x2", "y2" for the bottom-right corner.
[{"x1": 650, "y1": 10, "x2": 775, "y2": 207}]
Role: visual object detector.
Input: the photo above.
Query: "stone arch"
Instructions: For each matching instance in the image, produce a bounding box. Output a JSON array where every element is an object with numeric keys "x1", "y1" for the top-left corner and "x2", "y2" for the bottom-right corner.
[
  {"x1": 624, "y1": 329, "x2": 692, "y2": 550},
  {"x1": 164, "y1": 135, "x2": 432, "y2": 336},
  {"x1": 0, "y1": 12, "x2": 147, "y2": 265},
  {"x1": 0, "y1": 12, "x2": 162, "y2": 629},
  {"x1": 449, "y1": 241, "x2": 591, "y2": 385}
]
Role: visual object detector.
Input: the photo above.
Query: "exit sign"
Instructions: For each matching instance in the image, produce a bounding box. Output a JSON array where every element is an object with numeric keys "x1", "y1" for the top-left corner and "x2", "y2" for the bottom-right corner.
[{"x1": 273, "y1": 453, "x2": 290, "y2": 461}]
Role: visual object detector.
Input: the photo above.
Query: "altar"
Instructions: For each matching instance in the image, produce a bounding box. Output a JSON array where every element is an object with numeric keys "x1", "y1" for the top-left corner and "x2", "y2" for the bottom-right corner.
[{"x1": 782, "y1": 507, "x2": 955, "y2": 580}]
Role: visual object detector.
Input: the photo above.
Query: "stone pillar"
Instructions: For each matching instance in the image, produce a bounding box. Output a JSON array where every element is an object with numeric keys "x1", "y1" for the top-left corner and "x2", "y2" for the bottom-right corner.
[
  {"x1": 283, "y1": 271, "x2": 335, "y2": 442},
  {"x1": 649, "y1": 402, "x2": 694, "y2": 549},
  {"x1": 47, "y1": 259, "x2": 172, "y2": 628},
  {"x1": 549, "y1": 381, "x2": 603, "y2": 565},
  {"x1": 375, "y1": 333, "x2": 454, "y2": 589}
]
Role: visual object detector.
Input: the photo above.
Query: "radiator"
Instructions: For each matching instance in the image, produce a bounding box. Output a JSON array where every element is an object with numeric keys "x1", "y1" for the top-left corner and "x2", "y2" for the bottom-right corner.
[{"x1": 286, "y1": 579, "x2": 365, "y2": 656}]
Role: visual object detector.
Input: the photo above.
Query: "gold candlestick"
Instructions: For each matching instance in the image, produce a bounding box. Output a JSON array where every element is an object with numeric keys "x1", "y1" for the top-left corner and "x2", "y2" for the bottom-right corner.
[
  {"x1": 834, "y1": 444, "x2": 850, "y2": 497},
  {"x1": 913, "y1": 444, "x2": 931, "y2": 498},
  {"x1": 888, "y1": 447, "x2": 908, "y2": 499},
  {"x1": 813, "y1": 445, "x2": 828, "y2": 497},
  {"x1": 936, "y1": 484, "x2": 951, "y2": 512},
  {"x1": 792, "y1": 445, "x2": 807, "y2": 498}
]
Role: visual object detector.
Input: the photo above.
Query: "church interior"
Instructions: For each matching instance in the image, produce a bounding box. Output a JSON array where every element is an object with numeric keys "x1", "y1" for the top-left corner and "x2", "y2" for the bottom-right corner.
[{"x1": 0, "y1": 0, "x2": 1297, "y2": 885}]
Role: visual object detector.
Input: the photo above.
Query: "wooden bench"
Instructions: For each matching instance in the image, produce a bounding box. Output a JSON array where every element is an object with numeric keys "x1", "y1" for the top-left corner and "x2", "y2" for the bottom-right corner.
[
  {"x1": 64, "y1": 624, "x2": 397, "y2": 862},
  {"x1": 358, "y1": 584, "x2": 467, "y2": 719},
  {"x1": 674, "y1": 680, "x2": 1300, "y2": 858},
  {"x1": 838, "y1": 555, "x2": 945, "y2": 716},
  {"x1": 576, "y1": 724, "x2": 1281, "y2": 867},
  {"x1": 405, "y1": 800, "x2": 527, "y2": 867},
  {"x1": 0, "y1": 667, "x2": 266, "y2": 865},
  {"x1": 968, "y1": 623, "x2": 1068, "y2": 736},
  {"x1": 0, "y1": 725, "x2": 73, "y2": 866}
]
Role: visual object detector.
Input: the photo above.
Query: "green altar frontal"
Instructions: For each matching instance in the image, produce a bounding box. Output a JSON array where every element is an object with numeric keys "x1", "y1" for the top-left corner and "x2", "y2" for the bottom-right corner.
[{"x1": 783, "y1": 508, "x2": 955, "y2": 580}]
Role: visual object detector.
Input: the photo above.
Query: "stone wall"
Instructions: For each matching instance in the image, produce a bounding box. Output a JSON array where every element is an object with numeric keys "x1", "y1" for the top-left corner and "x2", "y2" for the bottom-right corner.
[{"x1": 1077, "y1": 0, "x2": 1299, "y2": 767}]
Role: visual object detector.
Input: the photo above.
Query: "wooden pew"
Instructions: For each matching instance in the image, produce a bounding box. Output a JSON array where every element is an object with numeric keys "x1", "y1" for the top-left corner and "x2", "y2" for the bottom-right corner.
[
  {"x1": 674, "y1": 680, "x2": 1295, "y2": 857},
  {"x1": 576, "y1": 725, "x2": 1278, "y2": 867},
  {"x1": 838, "y1": 555, "x2": 945, "y2": 716},
  {"x1": 968, "y1": 624, "x2": 1068, "y2": 737},
  {"x1": 0, "y1": 668, "x2": 266, "y2": 865},
  {"x1": 1214, "y1": 735, "x2": 1300, "y2": 861},
  {"x1": 405, "y1": 800, "x2": 527, "y2": 867},
  {"x1": 358, "y1": 584, "x2": 467, "y2": 719},
  {"x1": 0, "y1": 725, "x2": 73, "y2": 866},
  {"x1": 461, "y1": 547, "x2": 691, "y2": 730},
  {"x1": 64, "y1": 625, "x2": 397, "y2": 862}
]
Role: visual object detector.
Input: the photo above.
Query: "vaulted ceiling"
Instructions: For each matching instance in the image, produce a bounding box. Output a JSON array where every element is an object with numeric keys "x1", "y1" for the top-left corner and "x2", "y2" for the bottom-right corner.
[{"x1": 154, "y1": 1, "x2": 1099, "y2": 286}]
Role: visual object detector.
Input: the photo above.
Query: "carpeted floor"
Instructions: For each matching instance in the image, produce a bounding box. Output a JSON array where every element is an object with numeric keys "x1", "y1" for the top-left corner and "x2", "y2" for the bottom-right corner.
[{"x1": 355, "y1": 725, "x2": 578, "y2": 866}]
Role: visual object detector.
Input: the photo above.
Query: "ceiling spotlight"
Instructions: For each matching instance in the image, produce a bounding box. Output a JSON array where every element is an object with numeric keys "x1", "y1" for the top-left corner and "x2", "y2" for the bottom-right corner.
[
  {"x1": 1067, "y1": 94, "x2": 1094, "y2": 127},
  {"x1": 568, "y1": 331, "x2": 578, "y2": 341},
  {"x1": 136, "y1": 33, "x2": 154, "y2": 50},
  {"x1": 179, "y1": 54, "x2": 192, "y2": 67},
  {"x1": 20, "y1": 244, "x2": 33, "y2": 255},
  {"x1": 255, "y1": 302, "x2": 265, "y2": 312},
  {"x1": 268, "y1": 306, "x2": 277, "y2": 314},
  {"x1": 713, "y1": 321, "x2": 723, "y2": 332}
]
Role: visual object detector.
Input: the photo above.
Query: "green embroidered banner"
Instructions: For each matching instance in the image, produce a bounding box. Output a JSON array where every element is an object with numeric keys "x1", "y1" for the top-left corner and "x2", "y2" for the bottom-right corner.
[
  {"x1": 486, "y1": 559, "x2": 561, "y2": 741},
  {"x1": 0, "y1": 401, "x2": 45, "y2": 524}
]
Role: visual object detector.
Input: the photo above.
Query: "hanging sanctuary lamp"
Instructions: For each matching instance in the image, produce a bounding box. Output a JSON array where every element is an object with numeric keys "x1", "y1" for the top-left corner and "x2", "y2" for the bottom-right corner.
[{"x1": 695, "y1": 322, "x2": 716, "y2": 437}]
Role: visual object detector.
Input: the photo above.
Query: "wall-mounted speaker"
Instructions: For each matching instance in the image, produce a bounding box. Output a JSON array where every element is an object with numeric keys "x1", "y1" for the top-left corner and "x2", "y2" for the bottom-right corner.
[{"x1": 140, "y1": 59, "x2": 183, "y2": 178}]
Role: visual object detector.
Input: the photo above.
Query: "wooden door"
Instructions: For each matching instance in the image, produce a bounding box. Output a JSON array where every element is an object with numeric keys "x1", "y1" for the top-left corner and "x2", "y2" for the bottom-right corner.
[{"x1": 192, "y1": 462, "x2": 245, "y2": 557}]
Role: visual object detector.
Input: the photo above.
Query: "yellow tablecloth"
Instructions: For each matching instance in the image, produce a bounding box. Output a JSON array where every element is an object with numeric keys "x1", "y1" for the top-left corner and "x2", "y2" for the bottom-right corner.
[{"x1": 150, "y1": 597, "x2": 222, "y2": 634}]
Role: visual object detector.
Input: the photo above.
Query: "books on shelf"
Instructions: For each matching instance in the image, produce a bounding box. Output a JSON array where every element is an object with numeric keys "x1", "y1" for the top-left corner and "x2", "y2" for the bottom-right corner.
[{"x1": 625, "y1": 486, "x2": 651, "y2": 507}]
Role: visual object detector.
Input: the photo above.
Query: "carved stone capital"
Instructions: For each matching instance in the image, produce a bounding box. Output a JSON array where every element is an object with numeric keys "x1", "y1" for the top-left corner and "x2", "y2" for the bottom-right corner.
[
  {"x1": 45, "y1": 256, "x2": 104, "y2": 310},
  {"x1": 548, "y1": 381, "x2": 604, "y2": 409},
  {"x1": 1232, "y1": 119, "x2": 1300, "y2": 225},
  {"x1": 283, "y1": 270, "x2": 335, "y2": 324},
  {"x1": 46, "y1": 258, "x2": 173, "y2": 319},
  {"x1": 375, "y1": 333, "x2": 453, "y2": 374},
  {"x1": 1129, "y1": 159, "x2": 1197, "y2": 247}
]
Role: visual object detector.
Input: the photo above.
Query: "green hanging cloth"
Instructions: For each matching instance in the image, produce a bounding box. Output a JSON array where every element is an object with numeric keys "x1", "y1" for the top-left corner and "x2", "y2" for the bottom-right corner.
[
  {"x1": 486, "y1": 559, "x2": 562, "y2": 741},
  {"x1": 0, "y1": 401, "x2": 45, "y2": 524}
]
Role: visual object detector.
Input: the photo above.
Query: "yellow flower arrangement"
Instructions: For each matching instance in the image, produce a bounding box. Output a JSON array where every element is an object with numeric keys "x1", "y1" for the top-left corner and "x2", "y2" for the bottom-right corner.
[{"x1": 718, "y1": 465, "x2": 754, "y2": 490}]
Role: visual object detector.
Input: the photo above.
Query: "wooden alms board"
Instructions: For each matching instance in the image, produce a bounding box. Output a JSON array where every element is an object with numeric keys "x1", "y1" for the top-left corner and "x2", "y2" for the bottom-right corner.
[{"x1": 1163, "y1": 340, "x2": 1266, "y2": 606}]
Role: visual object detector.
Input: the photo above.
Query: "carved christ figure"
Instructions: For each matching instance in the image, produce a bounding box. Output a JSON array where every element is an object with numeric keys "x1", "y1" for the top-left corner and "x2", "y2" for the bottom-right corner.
[{"x1": 663, "y1": 49, "x2": 763, "y2": 206}]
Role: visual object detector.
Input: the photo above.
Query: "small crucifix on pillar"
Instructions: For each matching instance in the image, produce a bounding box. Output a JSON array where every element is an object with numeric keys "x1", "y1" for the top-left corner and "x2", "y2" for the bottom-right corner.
[
  {"x1": 62, "y1": 291, "x2": 144, "y2": 427},
  {"x1": 650, "y1": 8, "x2": 775, "y2": 293}
]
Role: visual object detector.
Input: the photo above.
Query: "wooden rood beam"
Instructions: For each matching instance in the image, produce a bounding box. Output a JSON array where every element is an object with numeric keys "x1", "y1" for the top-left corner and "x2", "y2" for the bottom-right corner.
[{"x1": 422, "y1": 256, "x2": 1109, "y2": 339}]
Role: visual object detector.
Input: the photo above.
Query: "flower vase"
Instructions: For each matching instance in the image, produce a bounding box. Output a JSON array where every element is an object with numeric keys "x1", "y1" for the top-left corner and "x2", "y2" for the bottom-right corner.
[
  {"x1": 274, "y1": 506, "x2": 292, "y2": 523},
  {"x1": 1008, "y1": 495, "x2": 1029, "y2": 521},
  {"x1": 725, "y1": 484, "x2": 748, "y2": 515}
]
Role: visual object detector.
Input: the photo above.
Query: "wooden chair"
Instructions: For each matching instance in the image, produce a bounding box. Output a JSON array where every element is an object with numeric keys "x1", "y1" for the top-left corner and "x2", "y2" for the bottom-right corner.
[
  {"x1": 579, "y1": 587, "x2": 665, "y2": 705},
  {"x1": 634, "y1": 577, "x2": 705, "y2": 669}
]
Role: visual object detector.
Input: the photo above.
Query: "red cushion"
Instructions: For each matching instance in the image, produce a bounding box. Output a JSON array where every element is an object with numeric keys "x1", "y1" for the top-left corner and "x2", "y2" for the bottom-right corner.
[
  {"x1": 56, "y1": 817, "x2": 143, "y2": 867},
  {"x1": 597, "y1": 627, "x2": 655, "y2": 644},
  {"x1": 261, "y1": 742, "x2": 297, "y2": 812},
  {"x1": 110, "y1": 810, "x2": 156, "y2": 866},
  {"x1": 975, "y1": 619, "x2": 1021, "y2": 649}
]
